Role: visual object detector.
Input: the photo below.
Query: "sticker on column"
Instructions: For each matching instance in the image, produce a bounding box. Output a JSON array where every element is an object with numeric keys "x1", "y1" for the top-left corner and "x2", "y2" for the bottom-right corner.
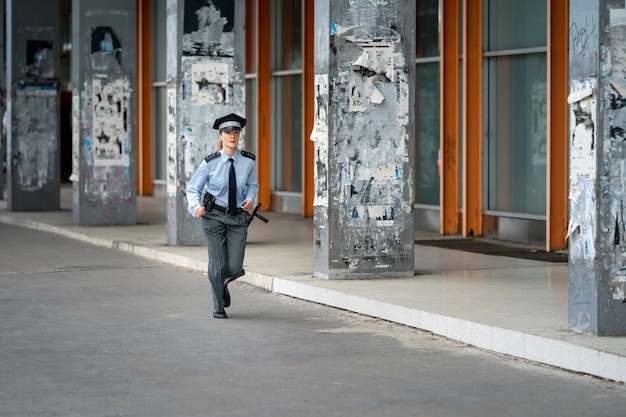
[
  {"x1": 369, "y1": 205, "x2": 395, "y2": 227},
  {"x1": 191, "y1": 62, "x2": 229, "y2": 104}
]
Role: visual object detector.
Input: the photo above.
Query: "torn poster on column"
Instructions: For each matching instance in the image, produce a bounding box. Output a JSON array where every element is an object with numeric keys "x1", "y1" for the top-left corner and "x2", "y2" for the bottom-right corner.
[
  {"x1": 350, "y1": 71, "x2": 386, "y2": 112},
  {"x1": 92, "y1": 77, "x2": 131, "y2": 167},
  {"x1": 310, "y1": 74, "x2": 329, "y2": 142},
  {"x1": 349, "y1": 45, "x2": 393, "y2": 112},
  {"x1": 191, "y1": 62, "x2": 229, "y2": 104},
  {"x1": 312, "y1": 74, "x2": 329, "y2": 207},
  {"x1": 354, "y1": 46, "x2": 394, "y2": 81},
  {"x1": 568, "y1": 79, "x2": 596, "y2": 181}
]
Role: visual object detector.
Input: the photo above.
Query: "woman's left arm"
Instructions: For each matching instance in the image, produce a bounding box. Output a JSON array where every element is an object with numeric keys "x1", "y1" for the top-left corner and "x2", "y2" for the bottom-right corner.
[{"x1": 244, "y1": 161, "x2": 259, "y2": 207}]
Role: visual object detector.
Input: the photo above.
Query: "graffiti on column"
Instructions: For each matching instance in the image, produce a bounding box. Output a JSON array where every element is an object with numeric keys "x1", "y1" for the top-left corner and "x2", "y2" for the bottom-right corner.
[
  {"x1": 183, "y1": 0, "x2": 234, "y2": 57},
  {"x1": 569, "y1": 13, "x2": 598, "y2": 78}
]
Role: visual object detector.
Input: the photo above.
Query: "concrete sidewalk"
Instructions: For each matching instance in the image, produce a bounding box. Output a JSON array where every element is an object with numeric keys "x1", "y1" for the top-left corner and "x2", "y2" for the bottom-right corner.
[{"x1": 1, "y1": 186, "x2": 625, "y2": 383}]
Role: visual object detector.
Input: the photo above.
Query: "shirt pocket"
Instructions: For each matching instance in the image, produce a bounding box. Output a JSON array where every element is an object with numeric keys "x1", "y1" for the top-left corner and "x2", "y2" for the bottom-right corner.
[{"x1": 208, "y1": 172, "x2": 228, "y2": 193}]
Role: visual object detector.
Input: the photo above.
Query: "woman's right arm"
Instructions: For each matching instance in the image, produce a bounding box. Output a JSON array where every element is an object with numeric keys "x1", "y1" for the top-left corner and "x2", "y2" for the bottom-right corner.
[{"x1": 186, "y1": 161, "x2": 208, "y2": 216}]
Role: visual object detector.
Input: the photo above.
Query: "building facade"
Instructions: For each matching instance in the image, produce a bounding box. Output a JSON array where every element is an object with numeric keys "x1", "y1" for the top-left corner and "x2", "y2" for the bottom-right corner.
[
  {"x1": 3, "y1": 0, "x2": 568, "y2": 249},
  {"x1": 148, "y1": 0, "x2": 567, "y2": 250}
]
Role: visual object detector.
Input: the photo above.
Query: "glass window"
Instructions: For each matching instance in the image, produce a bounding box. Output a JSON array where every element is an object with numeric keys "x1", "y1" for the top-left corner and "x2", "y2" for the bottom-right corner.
[
  {"x1": 152, "y1": 0, "x2": 167, "y2": 181},
  {"x1": 484, "y1": 53, "x2": 547, "y2": 215},
  {"x1": 415, "y1": 0, "x2": 440, "y2": 205},
  {"x1": 485, "y1": 0, "x2": 547, "y2": 51},
  {"x1": 415, "y1": 62, "x2": 440, "y2": 205},
  {"x1": 245, "y1": 78, "x2": 257, "y2": 155},
  {"x1": 271, "y1": 0, "x2": 303, "y2": 193},
  {"x1": 272, "y1": 1, "x2": 302, "y2": 70},
  {"x1": 271, "y1": 74, "x2": 302, "y2": 192},
  {"x1": 245, "y1": 0, "x2": 257, "y2": 155},
  {"x1": 417, "y1": 0, "x2": 440, "y2": 58},
  {"x1": 483, "y1": 0, "x2": 547, "y2": 216},
  {"x1": 246, "y1": 0, "x2": 257, "y2": 74}
]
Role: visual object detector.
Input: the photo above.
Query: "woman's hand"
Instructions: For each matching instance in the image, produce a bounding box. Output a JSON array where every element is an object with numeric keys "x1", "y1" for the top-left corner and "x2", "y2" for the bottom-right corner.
[
  {"x1": 242, "y1": 200, "x2": 253, "y2": 211},
  {"x1": 194, "y1": 206, "x2": 206, "y2": 218}
]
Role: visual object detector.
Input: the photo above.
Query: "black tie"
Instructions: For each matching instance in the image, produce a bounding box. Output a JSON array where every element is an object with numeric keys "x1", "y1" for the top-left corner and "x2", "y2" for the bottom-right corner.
[{"x1": 228, "y1": 158, "x2": 237, "y2": 213}]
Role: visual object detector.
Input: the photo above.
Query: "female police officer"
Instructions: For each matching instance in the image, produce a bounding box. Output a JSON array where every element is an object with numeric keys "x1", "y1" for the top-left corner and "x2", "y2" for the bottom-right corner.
[{"x1": 186, "y1": 113, "x2": 259, "y2": 319}]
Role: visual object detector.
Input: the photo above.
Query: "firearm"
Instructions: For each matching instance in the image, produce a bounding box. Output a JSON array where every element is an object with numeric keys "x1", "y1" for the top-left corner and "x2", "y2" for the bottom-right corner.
[{"x1": 246, "y1": 203, "x2": 269, "y2": 226}]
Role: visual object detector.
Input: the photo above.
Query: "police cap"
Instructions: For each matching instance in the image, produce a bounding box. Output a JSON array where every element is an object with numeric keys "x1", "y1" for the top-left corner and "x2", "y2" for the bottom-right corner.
[{"x1": 213, "y1": 113, "x2": 247, "y2": 131}]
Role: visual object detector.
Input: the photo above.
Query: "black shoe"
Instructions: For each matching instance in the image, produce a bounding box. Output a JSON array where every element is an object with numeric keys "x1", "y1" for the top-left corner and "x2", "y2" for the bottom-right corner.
[
  {"x1": 213, "y1": 311, "x2": 228, "y2": 319},
  {"x1": 223, "y1": 285, "x2": 231, "y2": 308}
]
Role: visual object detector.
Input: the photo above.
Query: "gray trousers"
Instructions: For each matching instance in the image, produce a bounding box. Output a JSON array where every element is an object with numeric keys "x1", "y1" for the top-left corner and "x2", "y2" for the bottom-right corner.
[{"x1": 201, "y1": 210, "x2": 248, "y2": 313}]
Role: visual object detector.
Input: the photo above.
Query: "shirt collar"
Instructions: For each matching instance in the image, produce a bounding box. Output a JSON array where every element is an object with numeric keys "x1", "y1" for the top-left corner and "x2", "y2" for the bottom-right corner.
[{"x1": 220, "y1": 150, "x2": 239, "y2": 163}]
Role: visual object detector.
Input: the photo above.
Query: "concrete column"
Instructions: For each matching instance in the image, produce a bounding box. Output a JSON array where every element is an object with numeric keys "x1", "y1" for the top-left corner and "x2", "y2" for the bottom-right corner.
[
  {"x1": 6, "y1": 0, "x2": 61, "y2": 210},
  {"x1": 0, "y1": 0, "x2": 5, "y2": 199},
  {"x1": 312, "y1": 0, "x2": 415, "y2": 279},
  {"x1": 568, "y1": 0, "x2": 626, "y2": 335},
  {"x1": 71, "y1": 0, "x2": 137, "y2": 225},
  {"x1": 166, "y1": 0, "x2": 246, "y2": 245}
]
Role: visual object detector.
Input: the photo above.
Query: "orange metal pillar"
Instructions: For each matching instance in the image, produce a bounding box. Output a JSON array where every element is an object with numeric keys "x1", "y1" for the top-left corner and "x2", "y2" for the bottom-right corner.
[
  {"x1": 302, "y1": 0, "x2": 315, "y2": 217},
  {"x1": 256, "y1": 0, "x2": 272, "y2": 209},
  {"x1": 546, "y1": 0, "x2": 569, "y2": 251},
  {"x1": 440, "y1": 0, "x2": 460, "y2": 235},
  {"x1": 136, "y1": 0, "x2": 153, "y2": 196},
  {"x1": 462, "y1": 0, "x2": 482, "y2": 237}
]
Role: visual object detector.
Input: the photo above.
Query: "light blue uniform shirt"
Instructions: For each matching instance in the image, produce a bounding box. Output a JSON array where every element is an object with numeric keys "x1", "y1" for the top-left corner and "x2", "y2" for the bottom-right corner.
[{"x1": 186, "y1": 149, "x2": 259, "y2": 216}]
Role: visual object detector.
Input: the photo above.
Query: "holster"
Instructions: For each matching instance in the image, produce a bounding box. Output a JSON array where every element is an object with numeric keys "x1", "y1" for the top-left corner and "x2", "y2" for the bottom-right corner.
[{"x1": 202, "y1": 192, "x2": 216, "y2": 212}]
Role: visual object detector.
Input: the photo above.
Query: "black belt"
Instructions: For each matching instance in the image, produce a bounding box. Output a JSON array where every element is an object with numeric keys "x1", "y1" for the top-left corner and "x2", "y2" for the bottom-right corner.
[{"x1": 212, "y1": 204, "x2": 244, "y2": 216}]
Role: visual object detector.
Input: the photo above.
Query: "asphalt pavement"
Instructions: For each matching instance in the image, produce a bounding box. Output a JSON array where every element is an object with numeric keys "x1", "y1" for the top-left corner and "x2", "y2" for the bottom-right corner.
[
  {"x1": 2, "y1": 223, "x2": 626, "y2": 417},
  {"x1": 0, "y1": 185, "x2": 625, "y2": 384}
]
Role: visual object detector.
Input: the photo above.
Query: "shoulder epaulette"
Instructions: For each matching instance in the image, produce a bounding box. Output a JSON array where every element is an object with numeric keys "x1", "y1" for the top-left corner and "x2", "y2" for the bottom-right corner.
[
  {"x1": 204, "y1": 152, "x2": 220, "y2": 162},
  {"x1": 241, "y1": 150, "x2": 256, "y2": 160}
]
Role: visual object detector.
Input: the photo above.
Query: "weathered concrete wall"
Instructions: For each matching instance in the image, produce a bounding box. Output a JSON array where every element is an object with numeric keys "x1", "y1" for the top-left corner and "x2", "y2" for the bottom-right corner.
[
  {"x1": 71, "y1": 0, "x2": 137, "y2": 225},
  {"x1": 568, "y1": 0, "x2": 626, "y2": 335},
  {"x1": 166, "y1": 0, "x2": 246, "y2": 245},
  {"x1": 6, "y1": 0, "x2": 61, "y2": 210},
  {"x1": 312, "y1": 0, "x2": 415, "y2": 279},
  {"x1": 0, "y1": 0, "x2": 5, "y2": 199}
]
